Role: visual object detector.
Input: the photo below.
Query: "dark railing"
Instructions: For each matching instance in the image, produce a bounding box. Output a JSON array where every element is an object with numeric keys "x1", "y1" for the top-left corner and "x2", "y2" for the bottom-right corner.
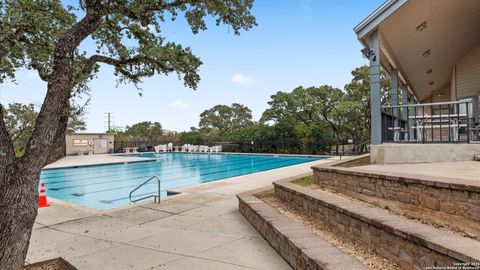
[{"x1": 381, "y1": 99, "x2": 478, "y2": 143}]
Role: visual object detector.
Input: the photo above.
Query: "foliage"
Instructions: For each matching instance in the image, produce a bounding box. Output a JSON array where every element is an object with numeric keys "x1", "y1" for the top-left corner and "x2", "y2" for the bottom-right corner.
[
  {"x1": 120, "y1": 121, "x2": 163, "y2": 143},
  {"x1": 4, "y1": 102, "x2": 87, "y2": 156},
  {"x1": 261, "y1": 87, "x2": 319, "y2": 126},
  {"x1": 199, "y1": 103, "x2": 253, "y2": 135},
  {"x1": 179, "y1": 127, "x2": 204, "y2": 145},
  {"x1": 4, "y1": 103, "x2": 37, "y2": 155},
  {"x1": 223, "y1": 122, "x2": 331, "y2": 154},
  {"x1": 0, "y1": 0, "x2": 76, "y2": 83},
  {"x1": 344, "y1": 65, "x2": 391, "y2": 141},
  {"x1": 261, "y1": 85, "x2": 349, "y2": 152},
  {"x1": 66, "y1": 115, "x2": 87, "y2": 134},
  {"x1": 113, "y1": 65, "x2": 391, "y2": 155}
]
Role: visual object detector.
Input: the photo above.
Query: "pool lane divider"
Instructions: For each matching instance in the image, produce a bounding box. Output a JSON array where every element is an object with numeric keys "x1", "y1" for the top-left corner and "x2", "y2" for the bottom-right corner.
[
  {"x1": 98, "y1": 158, "x2": 314, "y2": 205},
  {"x1": 68, "y1": 158, "x2": 306, "y2": 198},
  {"x1": 41, "y1": 152, "x2": 322, "y2": 178},
  {"x1": 41, "y1": 154, "x2": 276, "y2": 182},
  {"x1": 44, "y1": 155, "x2": 291, "y2": 186},
  {"x1": 45, "y1": 155, "x2": 279, "y2": 187},
  {"x1": 40, "y1": 153, "x2": 265, "y2": 176},
  {"x1": 53, "y1": 156, "x2": 296, "y2": 192}
]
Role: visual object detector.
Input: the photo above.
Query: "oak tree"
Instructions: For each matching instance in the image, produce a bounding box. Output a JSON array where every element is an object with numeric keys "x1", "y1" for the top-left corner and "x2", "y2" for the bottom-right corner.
[{"x1": 0, "y1": 1, "x2": 256, "y2": 268}]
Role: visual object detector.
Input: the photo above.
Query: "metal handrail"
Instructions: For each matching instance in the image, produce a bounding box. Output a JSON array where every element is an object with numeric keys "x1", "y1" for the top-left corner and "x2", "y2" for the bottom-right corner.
[
  {"x1": 129, "y1": 175, "x2": 161, "y2": 204},
  {"x1": 337, "y1": 140, "x2": 371, "y2": 157},
  {"x1": 380, "y1": 98, "x2": 476, "y2": 143},
  {"x1": 381, "y1": 98, "x2": 472, "y2": 109}
]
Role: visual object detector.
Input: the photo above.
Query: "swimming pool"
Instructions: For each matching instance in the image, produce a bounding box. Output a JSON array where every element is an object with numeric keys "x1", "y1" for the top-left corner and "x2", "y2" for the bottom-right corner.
[{"x1": 40, "y1": 153, "x2": 324, "y2": 210}]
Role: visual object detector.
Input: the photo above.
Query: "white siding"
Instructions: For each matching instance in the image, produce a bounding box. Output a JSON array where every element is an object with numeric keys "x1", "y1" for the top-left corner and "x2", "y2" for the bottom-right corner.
[{"x1": 455, "y1": 45, "x2": 480, "y2": 99}]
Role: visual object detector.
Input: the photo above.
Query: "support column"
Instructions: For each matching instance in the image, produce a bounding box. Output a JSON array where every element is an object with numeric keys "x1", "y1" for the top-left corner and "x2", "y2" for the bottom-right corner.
[
  {"x1": 401, "y1": 84, "x2": 408, "y2": 120},
  {"x1": 401, "y1": 84, "x2": 409, "y2": 141},
  {"x1": 408, "y1": 94, "x2": 416, "y2": 141},
  {"x1": 369, "y1": 30, "x2": 382, "y2": 145},
  {"x1": 391, "y1": 69, "x2": 399, "y2": 127}
]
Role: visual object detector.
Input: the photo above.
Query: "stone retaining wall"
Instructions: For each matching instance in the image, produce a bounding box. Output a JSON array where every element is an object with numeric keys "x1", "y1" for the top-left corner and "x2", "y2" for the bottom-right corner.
[
  {"x1": 313, "y1": 166, "x2": 480, "y2": 224},
  {"x1": 273, "y1": 180, "x2": 480, "y2": 269},
  {"x1": 237, "y1": 187, "x2": 367, "y2": 270}
]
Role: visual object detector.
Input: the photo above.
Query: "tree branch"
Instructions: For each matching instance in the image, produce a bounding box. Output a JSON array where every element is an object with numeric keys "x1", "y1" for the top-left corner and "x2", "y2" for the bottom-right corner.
[
  {"x1": 22, "y1": 3, "x2": 106, "y2": 171},
  {"x1": 84, "y1": 54, "x2": 175, "y2": 82},
  {"x1": 29, "y1": 61, "x2": 51, "y2": 82},
  {"x1": 108, "y1": 0, "x2": 190, "y2": 24}
]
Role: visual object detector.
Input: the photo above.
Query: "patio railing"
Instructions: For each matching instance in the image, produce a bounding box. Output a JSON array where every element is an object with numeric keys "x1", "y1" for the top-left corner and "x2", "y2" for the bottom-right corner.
[{"x1": 381, "y1": 99, "x2": 479, "y2": 143}]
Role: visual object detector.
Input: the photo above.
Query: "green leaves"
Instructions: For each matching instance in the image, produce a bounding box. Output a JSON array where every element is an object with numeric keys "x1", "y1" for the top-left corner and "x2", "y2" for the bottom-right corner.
[
  {"x1": 199, "y1": 103, "x2": 253, "y2": 134},
  {"x1": 121, "y1": 121, "x2": 163, "y2": 143},
  {"x1": 1, "y1": 0, "x2": 257, "y2": 88},
  {"x1": 344, "y1": 65, "x2": 391, "y2": 140},
  {"x1": 4, "y1": 102, "x2": 87, "y2": 155},
  {"x1": 4, "y1": 103, "x2": 37, "y2": 153},
  {"x1": 0, "y1": 0, "x2": 75, "y2": 83},
  {"x1": 84, "y1": 0, "x2": 256, "y2": 89}
]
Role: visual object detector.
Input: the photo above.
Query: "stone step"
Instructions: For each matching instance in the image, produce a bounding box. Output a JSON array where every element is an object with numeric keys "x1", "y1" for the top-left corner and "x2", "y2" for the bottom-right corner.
[
  {"x1": 273, "y1": 179, "x2": 480, "y2": 269},
  {"x1": 237, "y1": 187, "x2": 368, "y2": 270},
  {"x1": 312, "y1": 165, "x2": 480, "y2": 238},
  {"x1": 474, "y1": 154, "x2": 480, "y2": 161}
]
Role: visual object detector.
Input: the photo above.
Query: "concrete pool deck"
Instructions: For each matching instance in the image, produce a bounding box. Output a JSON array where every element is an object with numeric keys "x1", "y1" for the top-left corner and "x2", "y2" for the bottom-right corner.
[{"x1": 28, "y1": 156, "x2": 338, "y2": 269}]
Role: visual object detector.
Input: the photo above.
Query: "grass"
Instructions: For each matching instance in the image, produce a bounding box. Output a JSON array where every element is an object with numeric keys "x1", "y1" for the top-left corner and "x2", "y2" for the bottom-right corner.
[
  {"x1": 255, "y1": 189, "x2": 274, "y2": 198},
  {"x1": 291, "y1": 175, "x2": 315, "y2": 187},
  {"x1": 255, "y1": 176, "x2": 316, "y2": 198},
  {"x1": 334, "y1": 156, "x2": 371, "y2": 168}
]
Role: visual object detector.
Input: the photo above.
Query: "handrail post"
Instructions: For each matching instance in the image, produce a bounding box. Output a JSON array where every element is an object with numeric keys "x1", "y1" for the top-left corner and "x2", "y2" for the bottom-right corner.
[
  {"x1": 129, "y1": 175, "x2": 161, "y2": 204},
  {"x1": 157, "y1": 179, "x2": 161, "y2": 204}
]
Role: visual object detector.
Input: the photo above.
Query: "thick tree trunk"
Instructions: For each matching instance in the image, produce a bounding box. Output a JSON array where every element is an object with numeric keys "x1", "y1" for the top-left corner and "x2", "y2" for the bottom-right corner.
[
  {"x1": 0, "y1": 163, "x2": 39, "y2": 269},
  {"x1": 0, "y1": 5, "x2": 105, "y2": 268},
  {"x1": 45, "y1": 114, "x2": 69, "y2": 165}
]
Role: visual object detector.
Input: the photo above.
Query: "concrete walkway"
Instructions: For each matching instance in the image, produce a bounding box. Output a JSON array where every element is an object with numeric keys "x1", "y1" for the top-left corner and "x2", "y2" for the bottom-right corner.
[{"x1": 28, "y1": 158, "x2": 336, "y2": 269}]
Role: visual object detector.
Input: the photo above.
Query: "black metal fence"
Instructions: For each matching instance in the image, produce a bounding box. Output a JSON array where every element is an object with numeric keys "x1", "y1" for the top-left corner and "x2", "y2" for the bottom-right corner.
[
  {"x1": 114, "y1": 138, "x2": 369, "y2": 156},
  {"x1": 380, "y1": 99, "x2": 478, "y2": 143}
]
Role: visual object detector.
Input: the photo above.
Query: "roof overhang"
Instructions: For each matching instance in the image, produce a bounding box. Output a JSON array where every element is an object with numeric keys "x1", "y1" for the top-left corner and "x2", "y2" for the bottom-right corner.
[
  {"x1": 354, "y1": 0, "x2": 480, "y2": 102},
  {"x1": 354, "y1": 0, "x2": 408, "y2": 40}
]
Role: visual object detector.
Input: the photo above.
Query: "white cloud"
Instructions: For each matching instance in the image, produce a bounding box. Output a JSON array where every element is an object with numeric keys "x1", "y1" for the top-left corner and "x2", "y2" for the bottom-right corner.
[
  {"x1": 169, "y1": 99, "x2": 189, "y2": 109},
  {"x1": 231, "y1": 74, "x2": 257, "y2": 85}
]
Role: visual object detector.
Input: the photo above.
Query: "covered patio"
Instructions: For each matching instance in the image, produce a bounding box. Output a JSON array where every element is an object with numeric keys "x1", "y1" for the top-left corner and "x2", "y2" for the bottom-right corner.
[{"x1": 354, "y1": 0, "x2": 480, "y2": 163}]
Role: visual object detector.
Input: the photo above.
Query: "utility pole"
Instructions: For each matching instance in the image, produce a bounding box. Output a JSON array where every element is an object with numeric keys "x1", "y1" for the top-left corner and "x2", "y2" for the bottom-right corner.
[{"x1": 104, "y1": 112, "x2": 113, "y2": 132}]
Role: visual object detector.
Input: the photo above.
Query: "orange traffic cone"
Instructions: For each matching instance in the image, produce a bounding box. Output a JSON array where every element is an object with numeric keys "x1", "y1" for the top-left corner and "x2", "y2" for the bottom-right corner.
[{"x1": 38, "y1": 181, "x2": 50, "y2": 207}]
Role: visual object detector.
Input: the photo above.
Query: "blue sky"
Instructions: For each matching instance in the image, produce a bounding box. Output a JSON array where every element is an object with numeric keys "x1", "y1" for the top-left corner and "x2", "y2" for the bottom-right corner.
[{"x1": 0, "y1": 0, "x2": 384, "y2": 132}]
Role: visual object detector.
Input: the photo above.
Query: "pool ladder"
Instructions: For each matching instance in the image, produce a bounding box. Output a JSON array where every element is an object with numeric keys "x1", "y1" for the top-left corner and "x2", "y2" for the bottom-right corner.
[{"x1": 129, "y1": 175, "x2": 161, "y2": 204}]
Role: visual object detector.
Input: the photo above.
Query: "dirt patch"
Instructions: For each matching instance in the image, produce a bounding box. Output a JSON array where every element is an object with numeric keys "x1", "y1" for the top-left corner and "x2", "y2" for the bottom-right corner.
[
  {"x1": 262, "y1": 195, "x2": 400, "y2": 270},
  {"x1": 25, "y1": 258, "x2": 76, "y2": 270}
]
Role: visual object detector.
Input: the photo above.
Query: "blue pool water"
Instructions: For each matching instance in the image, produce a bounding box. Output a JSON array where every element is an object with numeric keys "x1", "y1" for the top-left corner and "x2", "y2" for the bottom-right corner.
[{"x1": 40, "y1": 153, "x2": 324, "y2": 210}]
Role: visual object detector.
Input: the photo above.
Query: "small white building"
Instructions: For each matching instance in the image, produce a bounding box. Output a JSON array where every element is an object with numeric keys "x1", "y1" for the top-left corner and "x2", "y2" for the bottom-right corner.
[{"x1": 65, "y1": 133, "x2": 115, "y2": 155}]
